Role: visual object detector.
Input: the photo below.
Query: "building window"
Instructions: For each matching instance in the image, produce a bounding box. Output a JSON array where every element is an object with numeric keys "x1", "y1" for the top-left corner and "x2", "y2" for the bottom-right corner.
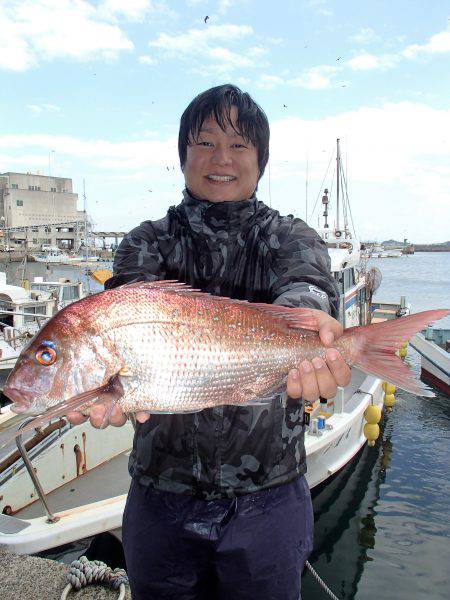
[
  {"x1": 51, "y1": 187, "x2": 56, "y2": 192},
  {"x1": 11, "y1": 183, "x2": 18, "y2": 189},
  {"x1": 28, "y1": 185, "x2": 41, "y2": 191},
  {"x1": 16, "y1": 200, "x2": 23, "y2": 207}
]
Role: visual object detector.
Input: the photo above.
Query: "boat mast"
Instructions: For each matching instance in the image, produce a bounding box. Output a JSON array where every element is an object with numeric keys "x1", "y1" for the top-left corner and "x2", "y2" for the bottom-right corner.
[{"x1": 336, "y1": 138, "x2": 340, "y2": 231}]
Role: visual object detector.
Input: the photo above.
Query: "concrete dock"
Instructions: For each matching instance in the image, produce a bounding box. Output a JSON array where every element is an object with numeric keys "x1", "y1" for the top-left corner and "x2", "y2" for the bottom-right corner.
[{"x1": 0, "y1": 547, "x2": 132, "y2": 599}]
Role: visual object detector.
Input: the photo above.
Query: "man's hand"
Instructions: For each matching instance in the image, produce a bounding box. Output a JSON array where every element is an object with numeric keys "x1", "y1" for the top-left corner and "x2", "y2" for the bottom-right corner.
[
  {"x1": 286, "y1": 309, "x2": 351, "y2": 402},
  {"x1": 66, "y1": 396, "x2": 150, "y2": 429}
]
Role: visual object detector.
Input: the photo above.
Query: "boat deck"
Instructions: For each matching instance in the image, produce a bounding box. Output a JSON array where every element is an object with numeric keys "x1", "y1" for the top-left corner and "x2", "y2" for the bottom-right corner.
[{"x1": 15, "y1": 450, "x2": 131, "y2": 520}]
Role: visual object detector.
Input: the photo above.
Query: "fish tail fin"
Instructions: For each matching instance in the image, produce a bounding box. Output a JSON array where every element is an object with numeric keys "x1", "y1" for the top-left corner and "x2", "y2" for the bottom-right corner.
[{"x1": 339, "y1": 309, "x2": 450, "y2": 397}]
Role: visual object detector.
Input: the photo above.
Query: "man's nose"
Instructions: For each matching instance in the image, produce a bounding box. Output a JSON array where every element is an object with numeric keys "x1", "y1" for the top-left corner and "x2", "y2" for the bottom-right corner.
[{"x1": 212, "y1": 144, "x2": 232, "y2": 165}]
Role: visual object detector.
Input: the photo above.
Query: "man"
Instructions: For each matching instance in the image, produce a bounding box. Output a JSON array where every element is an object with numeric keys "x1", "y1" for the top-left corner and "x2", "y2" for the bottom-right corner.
[{"x1": 70, "y1": 84, "x2": 350, "y2": 599}]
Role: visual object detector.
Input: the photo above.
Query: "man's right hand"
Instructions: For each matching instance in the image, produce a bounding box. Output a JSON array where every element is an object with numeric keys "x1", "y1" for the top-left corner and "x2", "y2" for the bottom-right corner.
[{"x1": 66, "y1": 398, "x2": 150, "y2": 429}]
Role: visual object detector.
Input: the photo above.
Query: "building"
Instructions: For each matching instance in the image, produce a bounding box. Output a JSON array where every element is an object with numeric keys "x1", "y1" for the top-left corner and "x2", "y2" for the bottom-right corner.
[{"x1": 0, "y1": 172, "x2": 87, "y2": 250}]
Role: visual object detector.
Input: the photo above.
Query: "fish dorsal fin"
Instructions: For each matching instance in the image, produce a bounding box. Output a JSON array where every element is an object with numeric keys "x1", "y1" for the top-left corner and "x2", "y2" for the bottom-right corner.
[
  {"x1": 250, "y1": 304, "x2": 319, "y2": 331},
  {"x1": 119, "y1": 281, "x2": 320, "y2": 332}
]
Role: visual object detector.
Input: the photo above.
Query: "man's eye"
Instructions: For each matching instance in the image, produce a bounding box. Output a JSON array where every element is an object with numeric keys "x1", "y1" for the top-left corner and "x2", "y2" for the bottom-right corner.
[{"x1": 198, "y1": 141, "x2": 213, "y2": 147}]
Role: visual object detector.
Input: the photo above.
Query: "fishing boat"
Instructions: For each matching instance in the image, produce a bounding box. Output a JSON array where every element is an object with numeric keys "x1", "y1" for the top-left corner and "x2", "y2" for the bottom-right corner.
[
  {"x1": 0, "y1": 274, "x2": 85, "y2": 372},
  {"x1": 0, "y1": 140, "x2": 407, "y2": 555},
  {"x1": 410, "y1": 327, "x2": 450, "y2": 396},
  {"x1": 32, "y1": 249, "x2": 72, "y2": 264}
]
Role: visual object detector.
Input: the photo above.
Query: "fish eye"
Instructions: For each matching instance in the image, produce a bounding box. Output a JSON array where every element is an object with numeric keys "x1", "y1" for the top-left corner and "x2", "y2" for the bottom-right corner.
[{"x1": 36, "y1": 345, "x2": 57, "y2": 366}]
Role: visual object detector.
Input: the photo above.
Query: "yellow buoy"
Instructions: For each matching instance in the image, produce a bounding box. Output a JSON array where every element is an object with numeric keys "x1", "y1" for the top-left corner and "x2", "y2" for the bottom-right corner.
[
  {"x1": 382, "y1": 382, "x2": 396, "y2": 395},
  {"x1": 364, "y1": 423, "x2": 380, "y2": 446},
  {"x1": 364, "y1": 404, "x2": 382, "y2": 424},
  {"x1": 383, "y1": 393, "x2": 396, "y2": 408}
]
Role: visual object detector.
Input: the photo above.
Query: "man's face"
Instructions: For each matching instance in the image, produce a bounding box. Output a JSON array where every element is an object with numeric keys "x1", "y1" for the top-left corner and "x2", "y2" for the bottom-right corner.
[{"x1": 183, "y1": 106, "x2": 259, "y2": 203}]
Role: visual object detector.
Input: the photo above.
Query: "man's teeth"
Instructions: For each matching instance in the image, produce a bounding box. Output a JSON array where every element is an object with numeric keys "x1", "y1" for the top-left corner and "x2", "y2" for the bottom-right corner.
[{"x1": 207, "y1": 175, "x2": 236, "y2": 182}]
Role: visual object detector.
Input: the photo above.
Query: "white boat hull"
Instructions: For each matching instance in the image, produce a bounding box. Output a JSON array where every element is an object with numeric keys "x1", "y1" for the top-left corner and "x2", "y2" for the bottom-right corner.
[
  {"x1": 0, "y1": 371, "x2": 383, "y2": 554},
  {"x1": 410, "y1": 333, "x2": 450, "y2": 396}
]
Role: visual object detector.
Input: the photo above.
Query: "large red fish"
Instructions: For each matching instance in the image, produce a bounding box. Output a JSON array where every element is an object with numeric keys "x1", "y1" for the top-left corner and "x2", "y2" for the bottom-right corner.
[{"x1": 2, "y1": 281, "x2": 449, "y2": 440}]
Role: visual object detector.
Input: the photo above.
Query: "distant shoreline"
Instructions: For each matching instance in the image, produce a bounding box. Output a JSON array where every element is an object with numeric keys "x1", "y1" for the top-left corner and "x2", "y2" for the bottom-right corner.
[{"x1": 413, "y1": 245, "x2": 450, "y2": 252}]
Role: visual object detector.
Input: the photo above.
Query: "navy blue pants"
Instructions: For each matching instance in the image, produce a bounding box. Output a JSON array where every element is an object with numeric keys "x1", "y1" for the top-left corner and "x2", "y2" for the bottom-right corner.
[{"x1": 122, "y1": 476, "x2": 313, "y2": 600}]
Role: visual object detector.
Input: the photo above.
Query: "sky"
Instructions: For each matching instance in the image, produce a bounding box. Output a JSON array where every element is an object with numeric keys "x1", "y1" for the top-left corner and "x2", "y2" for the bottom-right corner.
[{"x1": 1, "y1": 0, "x2": 450, "y2": 243}]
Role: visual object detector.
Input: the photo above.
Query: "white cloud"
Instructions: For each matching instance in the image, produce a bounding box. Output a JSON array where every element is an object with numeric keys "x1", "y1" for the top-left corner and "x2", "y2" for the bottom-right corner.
[
  {"x1": 346, "y1": 25, "x2": 450, "y2": 73},
  {"x1": 208, "y1": 47, "x2": 253, "y2": 68},
  {"x1": 139, "y1": 54, "x2": 157, "y2": 65},
  {"x1": 351, "y1": 27, "x2": 378, "y2": 45},
  {"x1": 150, "y1": 24, "x2": 253, "y2": 53},
  {"x1": 98, "y1": 0, "x2": 151, "y2": 21},
  {"x1": 0, "y1": 133, "x2": 178, "y2": 171},
  {"x1": 289, "y1": 65, "x2": 339, "y2": 89},
  {"x1": 260, "y1": 101, "x2": 450, "y2": 241},
  {"x1": 149, "y1": 23, "x2": 261, "y2": 73},
  {"x1": 403, "y1": 30, "x2": 450, "y2": 58},
  {"x1": 307, "y1": 0, "x2": 332, "y2": 16},
  {"x1": 1, "y1": 102, "x2": 449, "y2": 241},
  {"x1": 26, "y1": 103, "x2": 61, "y2": 113},
  {"x1": 347, "y1": 52, "x2": 398, "y2": 71},
  {"x1": 218, "y1": 0, "x2": 233, "y2": 15},
  {"x1": 0, "y1": 0, "x2": 134, "y2": 71},
  {"x1": 257, "y1": 74, "x2": 283, "y2": 90}
]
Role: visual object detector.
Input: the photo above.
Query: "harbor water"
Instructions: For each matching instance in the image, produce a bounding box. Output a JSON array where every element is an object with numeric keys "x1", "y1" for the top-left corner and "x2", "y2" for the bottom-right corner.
[
  {"x1": 2, "y1": 253, "x2": 450, "y2": 599},
  {"x1": 303, "y1": 252, "x2": 450, "y2": 600}
]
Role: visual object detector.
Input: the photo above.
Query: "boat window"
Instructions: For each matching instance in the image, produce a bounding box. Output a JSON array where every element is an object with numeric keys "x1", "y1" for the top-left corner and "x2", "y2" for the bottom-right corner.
[
  {"x1": 23, "y1": 304, "x2": 47, "y2": 324},
  {"x1": 343, "y1": 269, "x2": 355, "y2": 290},
  {"x1": 62, "y1": 286, "x2": 80, "y2": 301}
]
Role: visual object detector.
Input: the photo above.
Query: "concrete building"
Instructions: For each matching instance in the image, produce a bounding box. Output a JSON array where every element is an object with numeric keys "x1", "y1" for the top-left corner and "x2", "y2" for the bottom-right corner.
[{"x1": 0, "y1": 172, "x2": 86, "y2": 250}]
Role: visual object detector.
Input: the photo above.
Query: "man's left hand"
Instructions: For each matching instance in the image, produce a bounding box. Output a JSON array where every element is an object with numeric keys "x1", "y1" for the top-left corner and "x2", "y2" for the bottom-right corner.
[{"x1": 286, "y1": 309, "x2": 351, "y2": 402}]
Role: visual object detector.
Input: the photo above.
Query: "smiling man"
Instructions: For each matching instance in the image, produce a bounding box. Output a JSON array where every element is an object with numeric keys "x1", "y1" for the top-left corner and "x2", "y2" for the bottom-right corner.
[{"x1": 71, "y1": 84, "x2": 350, "y2": 599}]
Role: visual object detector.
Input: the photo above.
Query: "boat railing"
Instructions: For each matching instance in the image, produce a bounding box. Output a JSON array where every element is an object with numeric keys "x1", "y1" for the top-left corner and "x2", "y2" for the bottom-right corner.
[{"x1": 15, "y1": 417, "x2": 60, "y2": 524}]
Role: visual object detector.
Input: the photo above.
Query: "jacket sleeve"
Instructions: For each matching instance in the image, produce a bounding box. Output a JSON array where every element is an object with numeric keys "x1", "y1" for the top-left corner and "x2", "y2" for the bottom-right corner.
[
  {"x1": 268, "y1": 218, "x2": 339, "y2": 318},
  {"x1": 104, "y1": 221, "x2": 166, "y2": 290}
]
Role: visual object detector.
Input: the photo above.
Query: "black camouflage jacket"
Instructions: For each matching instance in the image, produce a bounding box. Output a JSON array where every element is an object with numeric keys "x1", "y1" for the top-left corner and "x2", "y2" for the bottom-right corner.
[{"x1": 105, "y1": 190, "x2": 339, "y2": 499}]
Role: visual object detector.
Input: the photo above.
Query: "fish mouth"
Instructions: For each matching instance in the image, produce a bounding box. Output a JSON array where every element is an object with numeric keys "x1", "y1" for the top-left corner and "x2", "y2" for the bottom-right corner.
[{"x1": 3, "y1": 386, "x2": 37, "y2": 411}]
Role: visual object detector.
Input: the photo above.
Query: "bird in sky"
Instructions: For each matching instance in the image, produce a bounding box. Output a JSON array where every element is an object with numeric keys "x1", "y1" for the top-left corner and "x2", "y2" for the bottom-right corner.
[{"x1": 204, "y1": 15, "x2": 209, "y2": 23}]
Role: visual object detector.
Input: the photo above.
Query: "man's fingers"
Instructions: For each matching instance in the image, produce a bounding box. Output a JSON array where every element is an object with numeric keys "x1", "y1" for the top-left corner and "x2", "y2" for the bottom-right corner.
[
  {"x1": 298, "y1": 360, "x2": 319, "y2": 402},
  {"x1": 89, "y1": 403, "x2": 107, "y2": 428},
  {"x1": 325, "y1": 348, "x2": 351, "y2": 387},
  {"x1": 66, "y1": 410, "x2": 88, "y2": 425},
  {"x1": 136, "y1": 411, "x2": 150, "y2": 423},
  {"x1": 319, "y1": 327, "x2": 335, "y2": 347},
  {"x1": 287, "y1": 369, "x2": 302, "y2": 399},
  {"x1": 312, "y1": 357, "x2": 337, "y2": 399},
  {"x1": 108, "y1": 403, "x2": 128, "y2": 427}
]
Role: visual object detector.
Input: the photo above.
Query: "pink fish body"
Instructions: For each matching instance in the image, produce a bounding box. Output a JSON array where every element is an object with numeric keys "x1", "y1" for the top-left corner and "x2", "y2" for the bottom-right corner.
[{"x1": 3, "y1": 282, "x2": 450, "y2": 423}]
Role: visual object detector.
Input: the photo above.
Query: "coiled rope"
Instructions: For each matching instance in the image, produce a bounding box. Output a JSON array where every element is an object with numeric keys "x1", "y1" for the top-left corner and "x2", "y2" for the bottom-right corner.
[
  {"x1": 305, "y1": 560, "x2": 341, "y2": 600},
  {"x1": 60, "y1": 555, "x2": 129, "y2": 599}
]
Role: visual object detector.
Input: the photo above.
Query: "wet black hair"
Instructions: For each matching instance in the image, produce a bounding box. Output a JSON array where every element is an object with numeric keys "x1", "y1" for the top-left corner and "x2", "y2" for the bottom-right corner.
[{"x1": 178, "y1": 84, "x2": 270, "y2": 180}]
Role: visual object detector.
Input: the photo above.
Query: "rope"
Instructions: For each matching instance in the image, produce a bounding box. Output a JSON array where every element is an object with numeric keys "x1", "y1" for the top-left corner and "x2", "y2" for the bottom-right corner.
[
  {"x1": 305, "y1": 560, "x2": 341, "y2": 600},
  {"x1": 61, "y1": 555, "x2": 129, "y2": 600}
]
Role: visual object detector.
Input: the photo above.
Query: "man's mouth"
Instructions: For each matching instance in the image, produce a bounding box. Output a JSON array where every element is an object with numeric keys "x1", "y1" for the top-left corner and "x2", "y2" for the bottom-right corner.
[{"x1": 206, "y1": 175, "x2": 236, "y2": 183}]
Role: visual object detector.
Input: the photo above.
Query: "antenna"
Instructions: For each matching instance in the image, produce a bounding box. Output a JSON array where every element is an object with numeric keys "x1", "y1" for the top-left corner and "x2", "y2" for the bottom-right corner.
[
  {"x1": 83, "y1": 179, "x2": 91, "y2": 294},
  {"x1": 336, "y1": 138, "x2": 340, "y2": 231}
]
